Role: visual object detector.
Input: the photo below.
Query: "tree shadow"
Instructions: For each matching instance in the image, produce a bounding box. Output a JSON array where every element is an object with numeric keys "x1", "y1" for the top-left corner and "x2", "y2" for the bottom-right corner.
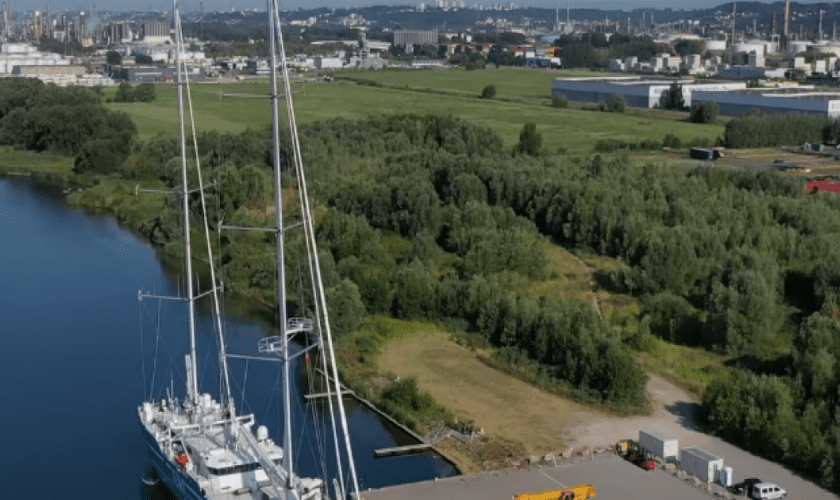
[
  {"x1": 593, "y1": 268, "x2": 629, "y2": 294},
  {"x1": 665, "y1": 401, "x2": 704, "y2": 432},
  {"x1": 723, "y1": 353, "x2": 793, "y2": 377}
]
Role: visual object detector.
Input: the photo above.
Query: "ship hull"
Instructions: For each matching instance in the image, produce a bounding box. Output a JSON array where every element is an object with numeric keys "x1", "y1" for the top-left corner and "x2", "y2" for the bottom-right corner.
[{"x1": 141, "y1": 421, "x2": 207, "y2": 500}]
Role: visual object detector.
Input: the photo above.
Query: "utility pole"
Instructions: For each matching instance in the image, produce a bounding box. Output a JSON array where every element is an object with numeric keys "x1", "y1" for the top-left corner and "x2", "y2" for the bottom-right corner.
[{"x1": 200, "y1": 0, "x2": 204, "y2": 40}]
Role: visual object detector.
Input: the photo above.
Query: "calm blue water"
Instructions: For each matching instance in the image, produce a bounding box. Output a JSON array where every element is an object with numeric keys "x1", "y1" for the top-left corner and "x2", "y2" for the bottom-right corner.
[{"x1": 0, "y1": 178, "x2": 456, "y2": 499}]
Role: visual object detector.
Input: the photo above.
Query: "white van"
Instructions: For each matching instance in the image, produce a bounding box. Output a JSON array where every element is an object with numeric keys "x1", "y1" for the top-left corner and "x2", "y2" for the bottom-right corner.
[{"x1": 749, "y1": 482, "x2": 787, "y2": 499}]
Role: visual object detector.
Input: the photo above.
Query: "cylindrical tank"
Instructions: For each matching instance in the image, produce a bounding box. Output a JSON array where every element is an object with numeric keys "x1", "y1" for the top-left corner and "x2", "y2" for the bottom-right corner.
[
  {"x1": 732, "y1": 42, "x2": 766, "y2": 55},
  {"x1": 722, "y1": 467, "x2": 733, "y2": 487},
  {"x1": 704, "y1": 40, "x2": 727, "y2": 52},
  {"x1": 789, "y1": 41, "x2": 811, "y2": 55}
]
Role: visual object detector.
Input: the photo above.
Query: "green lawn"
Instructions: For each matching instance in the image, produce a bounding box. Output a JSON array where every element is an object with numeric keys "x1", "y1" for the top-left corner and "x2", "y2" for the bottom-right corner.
[
  {"x1": 0, "y1": 146, "x2": 74, "y2": 176},
  {"x1": 334, "y1": 67, "x2": 610, "y2": 103},
  {"x1": 106, "y1": 76, "x2": 724, "y2": 155}
]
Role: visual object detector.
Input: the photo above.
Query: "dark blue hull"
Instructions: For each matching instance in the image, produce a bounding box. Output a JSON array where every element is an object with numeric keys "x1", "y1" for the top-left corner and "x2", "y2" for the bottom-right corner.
[{"x1": 141, "y1": 421, "x2": 207, "y2": 500}]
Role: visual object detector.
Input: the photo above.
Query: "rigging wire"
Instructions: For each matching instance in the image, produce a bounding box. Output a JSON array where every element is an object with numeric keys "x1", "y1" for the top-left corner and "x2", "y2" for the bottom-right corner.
[
  {"x1": 267, "y1": 1, "x2": 354, "y2": 495},
  {"x1": 139, "y1": 288, "x2": 146, "y2": 401},
  {"x1": 239, "y1": 358, "x2": 249, "y2": 416}
]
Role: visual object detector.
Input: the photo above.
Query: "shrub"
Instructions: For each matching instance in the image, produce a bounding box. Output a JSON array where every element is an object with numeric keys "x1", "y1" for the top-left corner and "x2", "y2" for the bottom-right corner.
[
  {"x1": 551, "y1": 93, "x2": 569, "y2": 108},
  {"x1": 481, "y1": 84, "x2": 496, "y2": 99},
  {"x1": 690, "y1": 101, "x2": 718, "y2": 124},
  {"x1": 606, "y1": 94, "x2": 626, "y2": 113},
  {"x1": 662, "y1": 134, "x2": 682, "y2": 148}
]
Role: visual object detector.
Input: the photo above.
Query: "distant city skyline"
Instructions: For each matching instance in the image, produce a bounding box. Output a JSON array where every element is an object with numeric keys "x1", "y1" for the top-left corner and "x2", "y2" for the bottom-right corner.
[{"x1": 10, "y1": 0, "x2": 834, "y2": 14}]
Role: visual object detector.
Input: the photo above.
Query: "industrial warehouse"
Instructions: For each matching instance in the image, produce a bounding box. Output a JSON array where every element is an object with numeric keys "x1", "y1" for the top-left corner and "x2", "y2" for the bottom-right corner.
[
  {"x1": 552, "y1": 76, "x2": 840, "y2": 117},
  {"x1": 551, "y1": 77, "x2": 747, "y2": 109},
  {"x1": 692, "y1": 87, "x2": 840, "y2": 118}
]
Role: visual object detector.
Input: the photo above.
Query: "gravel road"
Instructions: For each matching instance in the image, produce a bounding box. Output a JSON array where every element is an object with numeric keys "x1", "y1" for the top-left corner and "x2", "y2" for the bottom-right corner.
[{"x1": 561, "y1": 373, "x2": 838, "y2": 500}]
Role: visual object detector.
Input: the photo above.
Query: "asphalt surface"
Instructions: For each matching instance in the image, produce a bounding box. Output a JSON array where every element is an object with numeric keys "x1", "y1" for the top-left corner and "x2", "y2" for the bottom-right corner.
[
  {"x1": 362, "y1": 372, "x2": 840, "y2": 500},
  {"x1": 362, "y1": 454, "x2": 719, "y2": 500}
]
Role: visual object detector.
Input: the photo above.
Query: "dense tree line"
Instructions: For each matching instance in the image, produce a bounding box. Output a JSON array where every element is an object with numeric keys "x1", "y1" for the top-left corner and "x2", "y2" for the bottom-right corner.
[
  {"x1": 113, "y1": 82, "x2": 156, "y2": 103},
  {"x1": 701, "y1": 308, "x2": 840, "y2": 489},
  {"x1": 554, "y1": 33, "x2": 661, "y2": 69},
  {"x1": 101, "y1": 115, "x2": 646, "y2": 407},
  {"x1": 724, "y1": 111, "x2": 827, "y2": 148},
  {"x1": 0, "y1": 78, "x2": 136, "y2": 173}
]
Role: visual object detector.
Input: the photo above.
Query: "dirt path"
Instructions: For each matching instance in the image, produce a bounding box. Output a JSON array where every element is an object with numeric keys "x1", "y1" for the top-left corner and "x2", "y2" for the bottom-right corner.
[
  {"x1": 561, "y1": 372, "x2": 701, "y2": 450},
  {"x1": 569, "y1": 252, "x2": 603, "y2": 316}
]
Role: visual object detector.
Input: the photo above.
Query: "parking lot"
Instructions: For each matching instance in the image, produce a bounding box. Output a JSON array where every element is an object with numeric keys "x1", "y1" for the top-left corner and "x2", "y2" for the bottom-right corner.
[{"x1": 362, "y1": 453, "x2": 722, "y2": 500}]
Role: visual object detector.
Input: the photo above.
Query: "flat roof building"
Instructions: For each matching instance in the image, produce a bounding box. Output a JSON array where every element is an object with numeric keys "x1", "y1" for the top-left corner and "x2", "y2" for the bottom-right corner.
[
  {"x1": 552, "y1": 76, "x2": 746, "y2": 109},
  {"x1": 692, "y1": 87, "x2": 840, "y2": 117}
]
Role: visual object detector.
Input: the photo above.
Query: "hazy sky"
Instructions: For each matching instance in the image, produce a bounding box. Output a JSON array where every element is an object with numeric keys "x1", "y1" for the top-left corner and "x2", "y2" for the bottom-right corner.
[{"x1": 39, "y1": 0, "x2": 830, "y2": 14}]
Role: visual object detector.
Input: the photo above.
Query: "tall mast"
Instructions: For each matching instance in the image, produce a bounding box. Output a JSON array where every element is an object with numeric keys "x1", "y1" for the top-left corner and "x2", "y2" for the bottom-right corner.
[
  {"x1": 174, "y1": 0, "x2": 199, "y2": 405},
  {"x1": 269, "y1": 0, "x2": 362, "y2": 497},
  {"x1": 265, "y1": 0, "x2": 293, "y2": 491}
]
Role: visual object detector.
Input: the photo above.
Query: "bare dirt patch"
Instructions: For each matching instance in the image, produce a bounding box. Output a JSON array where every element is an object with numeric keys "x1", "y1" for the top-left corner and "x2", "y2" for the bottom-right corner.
[{"x1": 378, "y1": 330, "x2": 589, "y2": 458}]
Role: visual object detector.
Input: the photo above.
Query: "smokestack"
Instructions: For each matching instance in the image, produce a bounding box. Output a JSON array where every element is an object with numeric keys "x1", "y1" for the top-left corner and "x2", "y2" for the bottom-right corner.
[
  {"x1": 784, "y1": 0, "x2": 791, "y2": 37},
  {"x1": 819, "y1": 9, "x2": 825, "y2": 41},
  {"x1": 731, "y1": 2, "x2": 737, "y2": 44}
]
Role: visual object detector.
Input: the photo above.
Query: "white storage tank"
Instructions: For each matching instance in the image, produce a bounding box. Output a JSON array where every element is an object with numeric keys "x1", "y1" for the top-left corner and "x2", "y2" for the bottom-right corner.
[
  {"x1": 639, "y1": 429, "x2": 678, "y2": 460},
  {"x1": 681, "y1": 447, "x2": 724, "y2": 483}
]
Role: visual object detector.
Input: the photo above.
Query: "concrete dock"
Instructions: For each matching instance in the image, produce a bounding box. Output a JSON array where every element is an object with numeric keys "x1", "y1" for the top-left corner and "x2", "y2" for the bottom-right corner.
[
  {"x1": 360, "y1": 454, "x2": 721, "y2": 500},
  {"x1": 373, "y1": 443, "x2": 434, "y2": 458}
]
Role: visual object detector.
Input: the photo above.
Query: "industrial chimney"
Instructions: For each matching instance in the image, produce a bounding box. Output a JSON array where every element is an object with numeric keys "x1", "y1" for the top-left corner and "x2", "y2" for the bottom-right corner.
[{"x1": 784, "y1": 0, "x2": 791, "y2": 37}]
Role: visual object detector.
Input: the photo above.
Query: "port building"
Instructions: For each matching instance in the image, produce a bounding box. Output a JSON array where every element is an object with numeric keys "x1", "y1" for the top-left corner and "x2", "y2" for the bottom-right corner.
[
  {"x1": 551, "y1": 77, "x2": 746, "y2": 109},
  {"x1": 692, "y1": 87, "x2": 840, "y2": 118}
]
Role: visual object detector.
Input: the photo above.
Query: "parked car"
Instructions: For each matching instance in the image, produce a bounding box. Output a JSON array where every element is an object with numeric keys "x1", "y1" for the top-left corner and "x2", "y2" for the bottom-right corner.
[
  {"x1": 731, "y1": 478, "x2": 762, "y2": 496},
  {"x1": 749, "y1": 482, "x2": 787, "y2": 499}
]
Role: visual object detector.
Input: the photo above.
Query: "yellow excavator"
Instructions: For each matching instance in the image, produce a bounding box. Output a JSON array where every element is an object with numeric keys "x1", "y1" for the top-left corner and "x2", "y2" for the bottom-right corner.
[{"x1": 513, "y1": 483, "x2": 596, "y2": 500}]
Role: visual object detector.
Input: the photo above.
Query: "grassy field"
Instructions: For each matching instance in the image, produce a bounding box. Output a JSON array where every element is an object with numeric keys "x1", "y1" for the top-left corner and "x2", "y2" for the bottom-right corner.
[
  {"x1": 0, "y1": 146, "x2": 75, "y2": 177},
  {"x1": 105, "y1": 72, "x2": 725, "y2": 155},
  {"x1": 334, "y1": 67, "x2": 609, "y2": 104}
]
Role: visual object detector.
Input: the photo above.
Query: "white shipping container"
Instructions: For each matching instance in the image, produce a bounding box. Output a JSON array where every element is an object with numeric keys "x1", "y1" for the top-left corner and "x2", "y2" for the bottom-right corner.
[
  {"x1": 681, "y1": 447, "x2": 724, "y2": 483},
  {"x1": 639, "y1": 429, "x2": 678, "y2": 459}
]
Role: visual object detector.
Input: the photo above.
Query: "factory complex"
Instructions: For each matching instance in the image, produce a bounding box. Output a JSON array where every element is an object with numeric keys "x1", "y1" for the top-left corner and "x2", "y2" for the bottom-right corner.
[{"x1": 552, "y1": 76, "x2": 840, "y2": 118}]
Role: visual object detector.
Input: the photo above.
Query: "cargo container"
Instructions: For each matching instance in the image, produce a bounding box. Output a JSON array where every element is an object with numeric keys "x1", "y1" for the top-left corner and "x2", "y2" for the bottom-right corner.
[
  {"x1": 681, "y1": 447, "x2": 724, "y2": 483},
  {"x1": 690, "y1": 147, "x2": 721, "y2": 160},
  {"x1": 638, "y1": 429, "x2": 678, "y2": 460}
]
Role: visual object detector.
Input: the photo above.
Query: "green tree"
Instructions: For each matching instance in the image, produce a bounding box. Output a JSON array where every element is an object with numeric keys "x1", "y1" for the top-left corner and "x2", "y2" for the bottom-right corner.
[
  {"x1": 516, "y1": 122, "x2": 542, "y2": 156},
  {"x1": 661, "y1": 82, "x2": 685, "y2": 110},
  {"x1": 106, "y1": 51, "x2": 122, "y2": 65},
  {"x1": 135, "y1": 54, "x2": 154, "y2": 64},
  {"x1": 480, "y1": 84, "x2": 496, "y2": 99},
  {"x1": 690, "y1": 101, "x2": 718, "y2": 123},
  {"x1": 606, "y1": 94, "x2": 626, "y2": 113},
  {"x1": 114, "y1": 82, "x2": 134, "y2": 102},
  {"x1": 134, "y1": 83, "x2": 156, "y2": 102},
  {"x1": 325, "y1": 278, "x2": 367, "y2": 338}
]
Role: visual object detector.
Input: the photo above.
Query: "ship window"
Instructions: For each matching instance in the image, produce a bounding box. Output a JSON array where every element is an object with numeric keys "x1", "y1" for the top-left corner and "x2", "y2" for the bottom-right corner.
[{"x1": 207, "y1": 462, "x2": 261, "y2": 476}]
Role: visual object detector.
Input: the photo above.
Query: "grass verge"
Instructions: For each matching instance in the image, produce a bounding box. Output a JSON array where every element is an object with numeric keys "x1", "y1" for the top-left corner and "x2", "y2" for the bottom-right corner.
[{"x1": 635, "y1": 337, "x2": 734, "y2": 398}]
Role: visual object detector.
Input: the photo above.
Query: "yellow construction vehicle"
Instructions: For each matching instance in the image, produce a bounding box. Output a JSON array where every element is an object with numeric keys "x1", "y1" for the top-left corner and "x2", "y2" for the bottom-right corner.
[{"x1": 513, "y1": 483, "x2": 596, "y2": 500}]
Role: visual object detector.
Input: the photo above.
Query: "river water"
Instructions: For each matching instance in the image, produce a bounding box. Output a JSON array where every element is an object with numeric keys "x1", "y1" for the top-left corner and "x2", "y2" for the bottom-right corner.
[{"x1": 0, "y1": 178, "x2": 456, "y2": 499}]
